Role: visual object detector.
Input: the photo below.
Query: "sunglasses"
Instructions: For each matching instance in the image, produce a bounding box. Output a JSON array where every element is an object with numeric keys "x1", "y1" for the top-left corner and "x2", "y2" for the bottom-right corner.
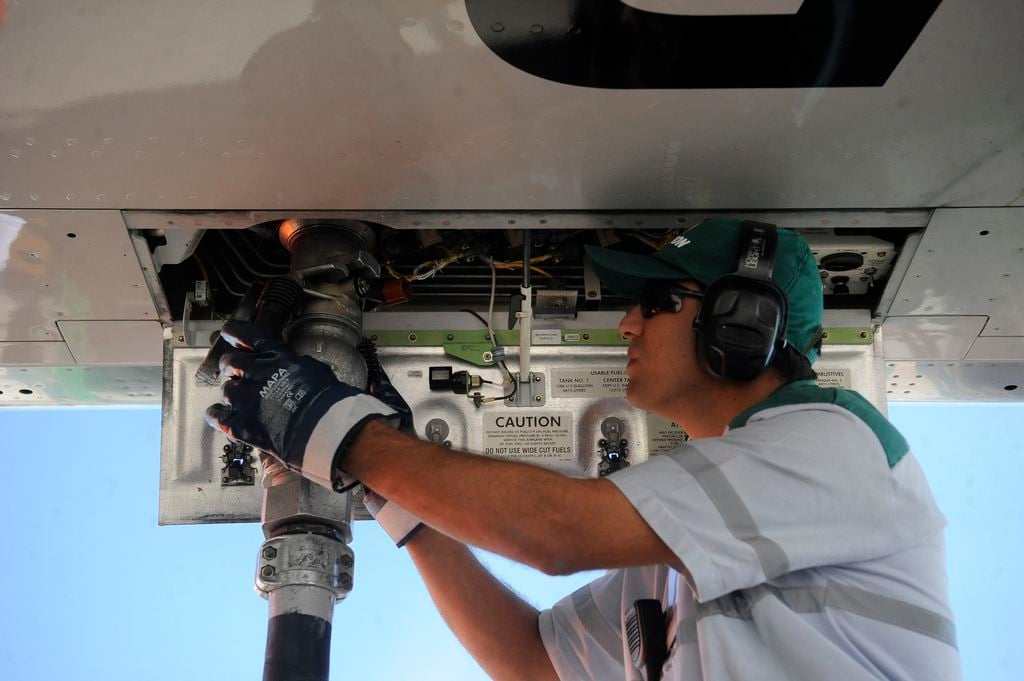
[{"x1": 639, "y1": 280, "x2": 704, "y2": 319}]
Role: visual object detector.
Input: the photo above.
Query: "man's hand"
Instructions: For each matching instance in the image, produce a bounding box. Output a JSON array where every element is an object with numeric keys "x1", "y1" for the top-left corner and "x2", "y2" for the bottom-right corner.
[{"x1": 205, "y1": 321, "x2": 399, "y2": 491}]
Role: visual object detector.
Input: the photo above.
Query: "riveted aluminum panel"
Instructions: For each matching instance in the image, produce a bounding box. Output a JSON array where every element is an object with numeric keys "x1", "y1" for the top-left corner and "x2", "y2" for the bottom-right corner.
[
  {"x1": 0, "y1": 210, "x2": 158, "y2": 341},
  {"x1": 0, "y1": 365, "x2": 161, "y2": 406},
  {"x1": 888, "y1": 206, "x2": 1024, "y2": 333},
  {"x1": 884, "y1": 361, "x2": 1024, "y2": 402},
  {"x1": 1, "y1": 1, "x2": 1022, "y2": 211},
  {"x1": 881, "y1": 316, "x2": 988, "y2": 361},
  {"x1": 888, "y1": 208, "x2": 1024, "y2": 337}
]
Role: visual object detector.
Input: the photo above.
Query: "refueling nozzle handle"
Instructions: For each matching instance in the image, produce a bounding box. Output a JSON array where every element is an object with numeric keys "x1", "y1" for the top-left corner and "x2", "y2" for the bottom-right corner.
[{"x1": 194, "y1": 277, "x2": 303, "y2": 385}]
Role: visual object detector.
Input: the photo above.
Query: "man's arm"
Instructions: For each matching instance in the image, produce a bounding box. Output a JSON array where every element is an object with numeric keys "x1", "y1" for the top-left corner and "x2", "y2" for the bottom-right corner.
[
  {"x1": 348, "y1": 419, "x2": 677, "y2": 576},
  {"x1": 404, "y1": 526, "x2": 559, "y2": 681}
]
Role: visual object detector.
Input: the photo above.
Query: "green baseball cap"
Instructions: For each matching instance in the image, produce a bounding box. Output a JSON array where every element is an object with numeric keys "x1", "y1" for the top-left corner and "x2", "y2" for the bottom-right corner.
[{"x1": 585, "y1": 217, "x2": 824, "y2": 361}]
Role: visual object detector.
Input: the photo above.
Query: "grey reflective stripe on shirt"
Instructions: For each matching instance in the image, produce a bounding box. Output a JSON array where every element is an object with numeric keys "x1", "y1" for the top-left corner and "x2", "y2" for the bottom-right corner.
[
  {"x1": 675, "y1": 581, "x2": 957, "y2": 649},
  {"x1": 570, "y1": 584, "x2": 625, "y2": 665},
  {"x1": 668, "y1": 446, "x2": 790, "y2": 579}
]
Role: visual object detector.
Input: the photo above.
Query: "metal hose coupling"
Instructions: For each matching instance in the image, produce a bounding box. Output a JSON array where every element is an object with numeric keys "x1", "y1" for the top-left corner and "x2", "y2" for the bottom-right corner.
[{"x1": 255, "y1": 532, "x2": 355, "y2": 603}]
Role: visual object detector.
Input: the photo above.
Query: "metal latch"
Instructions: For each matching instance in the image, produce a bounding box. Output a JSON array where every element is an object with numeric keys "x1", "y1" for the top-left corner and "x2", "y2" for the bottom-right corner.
[{"x1": 598, "y1": 417, "x2": 629, "y2": 476}]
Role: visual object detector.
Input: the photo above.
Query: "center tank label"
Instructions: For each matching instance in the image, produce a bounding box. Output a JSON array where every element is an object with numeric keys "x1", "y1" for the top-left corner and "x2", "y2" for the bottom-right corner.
[
  {"x1": 482, "y1": 412, "x2": 574, "y2": 463},
  {"x1": 550, "y1": 368, "x2": 629, "y2": 397}
]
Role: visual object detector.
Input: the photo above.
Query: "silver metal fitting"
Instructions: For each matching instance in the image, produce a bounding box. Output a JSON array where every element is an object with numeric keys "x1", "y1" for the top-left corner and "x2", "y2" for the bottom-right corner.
[{"x1": 255, "y1": 533, "x2": 355, "y2": 602}]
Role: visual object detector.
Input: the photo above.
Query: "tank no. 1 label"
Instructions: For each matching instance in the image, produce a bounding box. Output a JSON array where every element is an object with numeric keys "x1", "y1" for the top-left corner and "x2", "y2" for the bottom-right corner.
[{"x1": 551, "y1": 368, "x2": 629, "y2": 397}]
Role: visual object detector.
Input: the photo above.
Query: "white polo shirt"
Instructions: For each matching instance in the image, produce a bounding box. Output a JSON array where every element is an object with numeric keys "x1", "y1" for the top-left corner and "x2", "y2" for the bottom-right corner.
[{"x1": 538, "y1": 381, "x2": 960, "y2": 681}]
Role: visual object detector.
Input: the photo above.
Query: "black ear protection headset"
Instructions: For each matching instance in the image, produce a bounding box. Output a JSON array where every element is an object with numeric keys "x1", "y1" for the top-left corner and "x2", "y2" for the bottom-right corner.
[{"x1": 693, "y1": 221, "x2": 789, "y2": 382}]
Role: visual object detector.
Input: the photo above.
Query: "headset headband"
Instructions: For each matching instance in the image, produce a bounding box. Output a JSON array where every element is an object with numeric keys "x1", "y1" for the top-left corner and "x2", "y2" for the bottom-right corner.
[{"x1": 737, "y1": 220, "x2": 777, "y2": 282}]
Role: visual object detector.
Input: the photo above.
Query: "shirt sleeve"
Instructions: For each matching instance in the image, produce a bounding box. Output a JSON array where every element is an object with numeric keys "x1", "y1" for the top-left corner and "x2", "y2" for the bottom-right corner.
[
  {"x1": 607, "y1": 407, "x2": 946, "y2": 602},
  {"x1": 538, "y1": 570, "x2": 629, "y2": 681}
]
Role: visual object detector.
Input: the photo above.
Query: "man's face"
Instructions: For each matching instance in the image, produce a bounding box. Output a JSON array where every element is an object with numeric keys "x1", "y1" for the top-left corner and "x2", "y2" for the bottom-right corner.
[{"x1": 618, "y1": 280, "x2": 705, "y2": 418}]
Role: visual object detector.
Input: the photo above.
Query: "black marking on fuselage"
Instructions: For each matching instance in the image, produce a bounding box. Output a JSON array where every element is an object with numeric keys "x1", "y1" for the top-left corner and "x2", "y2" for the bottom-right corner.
[{"x1": 465, "y1": 0, "x2": 943, "y2": 89}]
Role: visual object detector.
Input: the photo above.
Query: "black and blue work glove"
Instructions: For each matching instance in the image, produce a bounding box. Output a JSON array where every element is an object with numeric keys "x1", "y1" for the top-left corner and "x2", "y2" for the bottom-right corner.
[{"x1": 205, "y1": 321, "x2": 400, "y2": 492}]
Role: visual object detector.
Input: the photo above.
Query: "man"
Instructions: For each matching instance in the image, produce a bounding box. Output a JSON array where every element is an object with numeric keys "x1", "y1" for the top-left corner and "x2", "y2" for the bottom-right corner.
[{"x1": 207, "y1": 218, "x2": 960, "y2": 681}]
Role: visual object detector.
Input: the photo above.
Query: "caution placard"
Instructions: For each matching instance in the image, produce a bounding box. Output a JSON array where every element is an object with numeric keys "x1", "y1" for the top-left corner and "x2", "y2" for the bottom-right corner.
[
  {"x1": 482, "y1": 411, "x2": 574, "y2": 463},
  {"x1": 551, "y1": 368, "x2": 629, "y2": 397}
]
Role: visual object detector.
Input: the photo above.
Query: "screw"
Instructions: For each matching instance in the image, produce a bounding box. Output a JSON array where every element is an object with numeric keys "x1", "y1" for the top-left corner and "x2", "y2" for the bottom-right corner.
[
  {"x1": 582, "y1": 333, "x2": 591, "y2": 341},
  {"x1": 221, "y1": 476, "x2": 229, "y2": 483},
  {"x1": 587, "y1": 290, "x2": 598, "y2": 298},
  {"x1": 260, "y1": 566, "x2": 276, "y2": 578},
  {"x1": 532, "y1": 374, "x2": 541, "y2": 382},
  {"x1": 340, "y1": 554, "x2": 354, "y2": 568},
  {"x1": 262, "y1": 547, "x2": 278, "y2": 560},
  {"x1": 408, "y1": 333, "x2": 417, "y2": 342},
  {"x1": 223, "y1": 445, "x2": 231, "y2": 453},
  {"x1": 446, "y1": 333, "x2": 454, "y2": 341},
  {"x1": 507, "y1": 396, "x2": 514, "y2": 402},
  {"x1": 821, "y1": 331, "x2": 830, "y2": 340},
  {"x1": 534, "y1": 395, "x2": 543, "y2": 402},
  {"x1": 859, "y1": 331, "x2": 869, "y2": 339},
  {"x1": 340, "y1": 574, "x2": 353, "y2": 590},
  {"x1": 177, "y1": 335, "x2": 185, "y2": 343}
]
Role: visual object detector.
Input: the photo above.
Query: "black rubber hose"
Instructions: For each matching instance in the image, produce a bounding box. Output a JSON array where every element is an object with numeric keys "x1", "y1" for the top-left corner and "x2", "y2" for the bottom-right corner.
[{"x1": 263, "y1": 613, "x2": 331, "y2": 681}]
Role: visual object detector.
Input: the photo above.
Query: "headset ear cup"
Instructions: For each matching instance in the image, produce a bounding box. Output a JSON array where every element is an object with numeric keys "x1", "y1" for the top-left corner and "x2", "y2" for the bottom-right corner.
[{"x1": 697, "y1": 276, "x2": 787, "y2": 381}]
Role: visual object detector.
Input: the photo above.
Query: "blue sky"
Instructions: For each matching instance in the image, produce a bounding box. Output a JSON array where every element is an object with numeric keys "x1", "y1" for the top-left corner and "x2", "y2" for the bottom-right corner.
[{"x1": 0, "y1": 403, "x2": 1020, "y2": 680}]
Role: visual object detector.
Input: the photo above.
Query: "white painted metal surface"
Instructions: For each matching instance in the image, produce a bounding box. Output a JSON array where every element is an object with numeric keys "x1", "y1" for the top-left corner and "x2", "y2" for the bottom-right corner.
[
  {"x1": 1, "y1": 1, "x2": 1022, "y2": 211},
  {"x1": 57, "y1": 320, "x2": 163, "y2": 366},
  {"x1": 0, "y1": 341, "x2": 74, "y2": 366}
]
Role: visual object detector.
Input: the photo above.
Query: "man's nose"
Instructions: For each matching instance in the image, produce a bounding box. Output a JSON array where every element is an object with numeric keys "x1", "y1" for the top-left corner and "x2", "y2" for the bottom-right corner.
[{"x1": 619, "y1": 305, "x2": 643, "y2": 339}]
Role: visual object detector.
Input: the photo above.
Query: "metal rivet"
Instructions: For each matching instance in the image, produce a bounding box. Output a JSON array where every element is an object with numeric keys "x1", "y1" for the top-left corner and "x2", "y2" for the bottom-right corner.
[
  {"x1": 446, "y1": 333, "x2": 454, "y2": 341},
  {"x1": 582, "y1": 333, "x2": 591, "y2": 341},
  {"x1": 408, "y1": 333, "x2": 417, "y2": 342},
  {"x1": 532, "y1": 374, "x2": 541, "y2": 382},
  {"x1": 859, "y1": 331, "x2": 869, "y2": 339},
  {"x1": 534, "y1": 395, "x2": 543, "y2": 402}
]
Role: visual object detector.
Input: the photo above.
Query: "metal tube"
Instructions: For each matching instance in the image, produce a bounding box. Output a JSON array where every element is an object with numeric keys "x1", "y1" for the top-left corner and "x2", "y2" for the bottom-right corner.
[{"x1": 519, "y1": 230, "x2": 532, "y2": 383}]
